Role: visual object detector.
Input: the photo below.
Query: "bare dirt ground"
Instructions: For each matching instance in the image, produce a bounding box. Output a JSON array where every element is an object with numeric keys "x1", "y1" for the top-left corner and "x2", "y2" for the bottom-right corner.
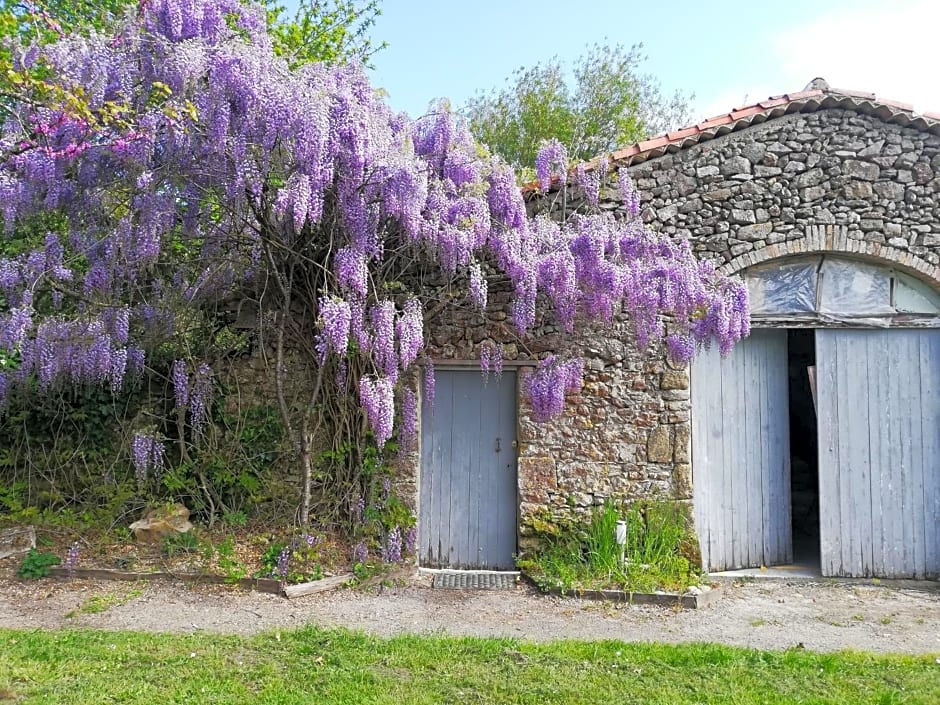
[{"x1": 1, "y1": 559, "x2": 938, "y2": 654}]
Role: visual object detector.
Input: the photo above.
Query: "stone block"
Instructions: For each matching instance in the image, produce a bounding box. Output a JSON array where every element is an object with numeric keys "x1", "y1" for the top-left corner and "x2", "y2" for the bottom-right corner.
[
  {"x1": 754, "y1": 165, "x2": 782, "y2": 178},
  {"x1": 674, "y1": 463, "x2": 692, "y2": 499},
  {"x1": 676, "y1": 175, "x2": 698, "y2": 196},
  {"x1": 737, "y1": 222, "x2": 773, "y2": 241},
  {"x1": 843, "y1": 180, "x2": 873, "y2": 199},
  {"x1": 874, "y1": 181, "x2": 904, "y2": 200},
  {"x1": 858, "y1": 140, "x2": 885, "y2": 157},
  {"x1": 674, "y1": 424, "x2": 691, "y2": 464},
  {"x1": 794, "y1": 168, "x2": 825, "y2": 188},
  {"x1": 519, "y1": 456, "x2": 558, "y2": 492},
  {"x1": 801, "y1": 186, "x2": 826, "y2": 201},
  {"x1": 702, "y1": 188, "x2": 732, "y2": 202},
  {"x1": 660, "y1": 370, "x2": 689, "y2": 390},
  {"x1": 914, "y1": 163, "x2": 933, "y2": 185},
  {"x1": 742, "y1": 142, "x2": 767, "y2": 164},
  {"x1": 843, "y1": 159, "x2": 880, "y2": 181},
  {"x1": 130, "y1": 504, "x2": 193, "y2": 544},
  {"x1": 719, "y1": 156, "x2": 751, "y2": 176},
  {"x1": 657, "y1": 204, "x2": 678, "y2": 221},
  {"x1": 730, "y1": 209, "x2": 756, "y2": 224},
  {"x1": 646, "y1": 425, "x2": 674, "y2": 463}
]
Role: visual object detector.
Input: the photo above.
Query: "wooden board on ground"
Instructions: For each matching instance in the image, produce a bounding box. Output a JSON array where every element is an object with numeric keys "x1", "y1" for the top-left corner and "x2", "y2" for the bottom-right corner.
[
  {"x1": 46, "y1": 566, "x2": 283, "y2": 594},
  {"x1": 543, "y1": 584, "x2": 722, "y2": 609},
  {"x1": 282, "y1": 573, "x2": 354, "y2": 599}
]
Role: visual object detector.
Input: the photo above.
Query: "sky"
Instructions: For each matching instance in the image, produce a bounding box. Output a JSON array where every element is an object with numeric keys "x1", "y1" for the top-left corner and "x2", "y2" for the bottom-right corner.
[{"x1": 359, "y1": 0, "x2": 940, "y2": 127}]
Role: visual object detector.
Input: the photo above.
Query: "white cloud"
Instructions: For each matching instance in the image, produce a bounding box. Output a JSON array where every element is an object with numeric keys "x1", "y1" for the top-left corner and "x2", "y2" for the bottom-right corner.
[
  {"x1": 690, "y1": 1, "x2": 940, "y2": 125},
  {"x1": 771, "y1": 0, "x2": 940, "y2": 113}
]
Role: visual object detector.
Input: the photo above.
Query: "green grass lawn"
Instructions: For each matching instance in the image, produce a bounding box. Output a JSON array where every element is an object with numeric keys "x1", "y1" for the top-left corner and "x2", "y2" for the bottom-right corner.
[{"x1": 0, "y1": 627, "x2": 937, "y2": 704}]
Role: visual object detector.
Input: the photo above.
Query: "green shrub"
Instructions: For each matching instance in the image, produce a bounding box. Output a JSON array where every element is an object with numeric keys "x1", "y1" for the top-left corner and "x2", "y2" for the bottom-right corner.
[
  {"x1": 518, "y1": 499, "x2": 701, "y2": 594},
  {"x1": 16, "y1": 549, "x2": 61, "y2": 579}
]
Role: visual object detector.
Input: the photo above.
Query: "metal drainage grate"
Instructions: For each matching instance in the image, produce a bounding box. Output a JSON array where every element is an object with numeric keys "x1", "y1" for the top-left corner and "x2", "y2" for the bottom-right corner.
[{"x1": 431, "y1": 571, "x2": 518, "y2": 590}]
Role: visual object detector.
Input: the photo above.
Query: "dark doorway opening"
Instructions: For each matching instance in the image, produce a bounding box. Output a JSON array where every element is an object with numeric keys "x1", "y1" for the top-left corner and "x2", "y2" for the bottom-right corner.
[{"x1": 787, "y1": 329, "x2": 820, "y2": 569}]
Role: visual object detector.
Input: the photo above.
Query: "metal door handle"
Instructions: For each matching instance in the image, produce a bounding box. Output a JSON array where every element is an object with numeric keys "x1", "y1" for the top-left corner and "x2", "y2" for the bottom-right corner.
[{"x1": 495, "y1": 437, "x2": 501, "y2": 453}]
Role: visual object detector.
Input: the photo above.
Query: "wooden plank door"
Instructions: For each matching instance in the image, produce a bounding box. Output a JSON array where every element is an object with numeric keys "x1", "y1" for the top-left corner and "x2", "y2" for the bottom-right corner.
[
  {"x1": 419, "y1": 369, "x2": 518, "y2": 569},
  {"x1": 816, "y1": 329, "x2": 940, "y2": 578},
  {"x1": 691, "y1": 330, "x2": 792, "y2": 571}
]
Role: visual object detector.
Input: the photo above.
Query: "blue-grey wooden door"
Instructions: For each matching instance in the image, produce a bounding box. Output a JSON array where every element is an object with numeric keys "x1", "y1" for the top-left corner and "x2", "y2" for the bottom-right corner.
[
  {"x1": 419, "y1": 369, "x2": 518, "y2": 569},
  {"x1": 816, "y1": 329, "x2": 940, "y2": 578},
  {"x1": 691, "y1": 330, "x2": 793, "y2": 572}
]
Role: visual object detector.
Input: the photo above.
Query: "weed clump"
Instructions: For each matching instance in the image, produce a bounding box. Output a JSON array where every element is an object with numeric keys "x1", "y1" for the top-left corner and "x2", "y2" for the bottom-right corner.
[{"x1": 518, "y1": 500, "x2": 702, "y2": 594}]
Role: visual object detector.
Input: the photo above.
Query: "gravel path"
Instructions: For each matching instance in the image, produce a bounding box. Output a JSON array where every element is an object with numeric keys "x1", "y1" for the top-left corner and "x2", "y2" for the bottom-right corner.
[{"x1": 1, "y1": 563, "x2": 938, "y2": 654}]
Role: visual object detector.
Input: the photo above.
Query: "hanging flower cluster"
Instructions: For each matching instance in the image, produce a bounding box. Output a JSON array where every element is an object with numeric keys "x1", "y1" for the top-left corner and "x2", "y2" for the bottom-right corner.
[
  {"x1": 0, "y1": 0, "x2": 748, "y2": 442},
  {"x1": 131, "y1": 432, "x2": 165, "y2": 484},
  {"x1": 524, "y1": 356, "x2": 585, "y2": 423}
]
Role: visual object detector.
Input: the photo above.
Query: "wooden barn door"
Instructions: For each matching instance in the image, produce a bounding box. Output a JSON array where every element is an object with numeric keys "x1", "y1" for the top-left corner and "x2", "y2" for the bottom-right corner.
[
  {"x1": 816, "y1": 329, "x2": 940, "y2": 578},
  {"x1": 419, "y1": 369, "x2": 518, "y2": 569},
  {"x1": 691, "y1": 330, "x2": 793, "y2": 571}
]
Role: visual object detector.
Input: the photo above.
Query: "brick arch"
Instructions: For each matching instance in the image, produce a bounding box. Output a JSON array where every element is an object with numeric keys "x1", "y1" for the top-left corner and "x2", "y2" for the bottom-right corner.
[{"x1": 718, "y1": 224, "x2": 940, "y2": 290}]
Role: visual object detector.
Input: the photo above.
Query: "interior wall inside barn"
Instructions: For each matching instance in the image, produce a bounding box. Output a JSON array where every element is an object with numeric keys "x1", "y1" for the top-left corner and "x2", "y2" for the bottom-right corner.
[{"x1": 787, "y1": 329, "x2": 820, "y2": 567}]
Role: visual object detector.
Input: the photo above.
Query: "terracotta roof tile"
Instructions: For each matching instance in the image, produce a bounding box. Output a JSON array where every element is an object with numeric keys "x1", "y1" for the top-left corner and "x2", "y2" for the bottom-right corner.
[
  {"x1": 877, "y1": 98, "x2": 915, "y2": 111},
  {"x1": 636, "y1": 135, "x2": 671, "y2": 151},
  {"x1": 757, "y1": 97, "x2": 790, "y2": 110},
  {"x1": 666, "y1": 126, "x2": 700, "y2": 141},
  {"x1": 729, "y1": 105, "x2": 765, "y2": 120},
  {"x1": 697, "y1": 116, "x2": 731, "y2": 130},
  {"x1": 602, "y1": 83, "x2": 940, "y2": 169},
  {"x1": 522, "y1": 80, "x2": 940, "y2": 195},
  {"x1": 783, "y1": 89, "x2": 825, "y2": 101}
]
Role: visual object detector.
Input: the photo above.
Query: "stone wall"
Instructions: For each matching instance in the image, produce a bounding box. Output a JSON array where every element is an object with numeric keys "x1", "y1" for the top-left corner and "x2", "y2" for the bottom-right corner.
[
  {"x1": 405, "y1": 278, "x2": 694, "y2": 543},
  {"x1": 622, "y1": 109, "x2": 940, "y2": 284},
  {"x1": 404, "y1": 106, "x2": 940, "y2": 545}
]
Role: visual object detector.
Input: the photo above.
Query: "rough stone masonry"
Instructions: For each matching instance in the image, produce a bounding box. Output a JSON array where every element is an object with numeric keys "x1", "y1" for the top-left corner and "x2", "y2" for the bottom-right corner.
[{"x1": 402, "y1": 101, "x2": 940, "y2": 547}]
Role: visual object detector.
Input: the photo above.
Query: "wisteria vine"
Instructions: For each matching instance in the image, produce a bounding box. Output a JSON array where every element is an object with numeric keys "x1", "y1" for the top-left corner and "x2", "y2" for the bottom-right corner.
[{"x1": 0, "y1": 0, "x2": 748, "y2": 513}]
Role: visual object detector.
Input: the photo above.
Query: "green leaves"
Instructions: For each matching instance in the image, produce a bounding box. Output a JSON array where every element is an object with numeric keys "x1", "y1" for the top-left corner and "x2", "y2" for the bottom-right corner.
[
  {"x1": 16, "y1": 548, "x2": 61, "y2": 579},
  {"x1": 264, "y1": 0, "x2": 386, "y2": 68},
  {"x1": 463, "y1": 43, "x2": 693, "y2": 169}
]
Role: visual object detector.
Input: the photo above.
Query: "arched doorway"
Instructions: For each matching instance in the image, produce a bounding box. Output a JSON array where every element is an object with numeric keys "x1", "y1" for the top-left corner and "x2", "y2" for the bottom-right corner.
[{"x1": 692, "y1": 255, "x2": 940, "y2": 578}]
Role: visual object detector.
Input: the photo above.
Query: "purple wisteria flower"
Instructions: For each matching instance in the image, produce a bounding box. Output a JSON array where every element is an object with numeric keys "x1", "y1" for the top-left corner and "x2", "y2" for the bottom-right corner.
[
  {"x1": 359, "y1": 376, "x2": 394, "y2": 446},
  {"x1": 0, "y1": 0, "x2": 751, "y2": 478},
  {"x1": 400, "y1": 389, "x2": 417, "y2": 450},
  {"x1": 404, "y1": 526, "x2": 417, "y2": 555},
  {"x1": 316, "y1": 297, "x2": 352, "y2": 362},
  {"x1": 525, "y1": 356, "x2": 585, "y2": 422},
  {"x1": 351, "y1": 495, "x2": 365, "y2": 524},
  {"x1": 382, "y1": 526, "x2": 402, "y2": 563},
  {"x1": 423, "y1": 361, "x2": 435, "y2": 412},
  {"x1": 275, "y1": 547, "x2": 290, "y2": 580},
  {"x1": 171, "y1": 359, "x2": 189, "y2": 410},
  {"x1": 189, "y1": 363, "x2": 212, "y2": 433},
  {"x1": 469, "y1": 261, "x2": 487, "y2": 310},
  {"x1": 64, "y1": 541, "x2": 80, "y2": 577},
  {"x1": 131, "y1": 432, "x2": 165, "y2": 484},
  {"x1": 575, "y1": 157, "x2": 608, "y2": 207},
  {"x1": 352, "y1": 541, "x2": 368, "y2": 565},
  {"x1": 395, "y1": 299, "x2": 423, "y2": 371},
  {"x1": 619, "y1": 171, "x2": 641, "y2": 216},
  {"x1": 535, "y1": 139, "x2": 568, "y2": 193}
]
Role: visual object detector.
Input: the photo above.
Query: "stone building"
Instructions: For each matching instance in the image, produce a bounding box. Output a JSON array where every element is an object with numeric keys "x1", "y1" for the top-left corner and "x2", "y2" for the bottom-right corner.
[{"x1": 406, "y1": 80, "x2": 940, "y2": 580}]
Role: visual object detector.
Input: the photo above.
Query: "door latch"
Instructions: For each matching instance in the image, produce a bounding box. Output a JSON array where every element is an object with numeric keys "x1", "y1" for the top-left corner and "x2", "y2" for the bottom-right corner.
[{"x1": 495, "y1": 437, "x2": 501, "y2": 453}]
